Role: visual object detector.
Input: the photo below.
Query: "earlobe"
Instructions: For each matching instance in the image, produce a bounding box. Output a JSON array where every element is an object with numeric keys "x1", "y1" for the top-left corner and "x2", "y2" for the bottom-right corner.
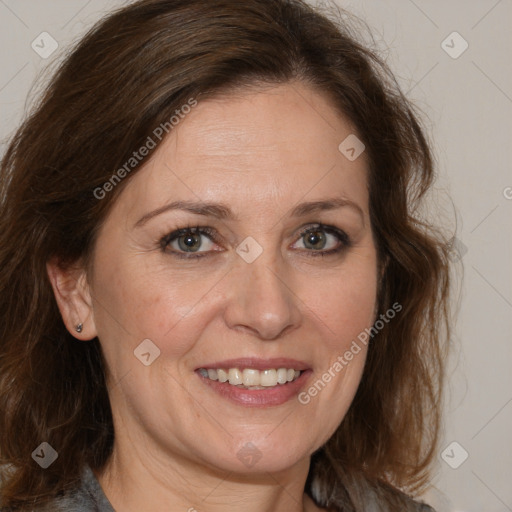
[{"x1": 46, "y1": 260, "x2": 97, "y2": 340}]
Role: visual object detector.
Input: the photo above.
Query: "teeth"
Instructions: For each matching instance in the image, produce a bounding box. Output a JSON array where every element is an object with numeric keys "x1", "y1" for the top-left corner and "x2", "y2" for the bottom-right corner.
[
  {"x1": 199, "y1": 367, "x2": 303, "y2": 388},
  {"x1": 277, "y1": 368, "x2": 288, "y2": 384},
  {"x1": 228, "y1": 368, "x2": 243, "y2": 385},
  {"x1": 217, "y1": 368, "x2": 228, "y2": 382},
  {"x1": 260, "y1": 369, "x2": 277, "y2": 387},
  {"x1": 242, "y1": 368, "x2": 259, "y2": 386}
]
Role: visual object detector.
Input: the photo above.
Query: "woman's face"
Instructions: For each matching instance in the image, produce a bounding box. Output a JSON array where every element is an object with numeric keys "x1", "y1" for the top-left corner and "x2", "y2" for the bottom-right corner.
[{"x1": 75, "y1": 82, "x2": 378, "y2": 475}]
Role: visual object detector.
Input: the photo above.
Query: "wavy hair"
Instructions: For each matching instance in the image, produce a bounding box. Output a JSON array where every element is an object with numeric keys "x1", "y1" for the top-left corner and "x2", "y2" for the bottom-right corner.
[{"x1": 0, "y1": 0, "x2": 452, "y2": 510}]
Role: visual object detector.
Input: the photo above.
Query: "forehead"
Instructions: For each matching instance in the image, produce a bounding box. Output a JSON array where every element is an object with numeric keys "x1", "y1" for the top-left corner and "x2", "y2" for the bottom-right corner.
[{"x1": 116, "y1": 82, "x2": 369, "y2": 220}]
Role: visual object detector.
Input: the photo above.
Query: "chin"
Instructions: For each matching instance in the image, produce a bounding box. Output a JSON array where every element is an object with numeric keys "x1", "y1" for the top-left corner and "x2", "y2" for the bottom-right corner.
[{"x1": 198, "y1": 437, "x2": 313, "y2": 475}]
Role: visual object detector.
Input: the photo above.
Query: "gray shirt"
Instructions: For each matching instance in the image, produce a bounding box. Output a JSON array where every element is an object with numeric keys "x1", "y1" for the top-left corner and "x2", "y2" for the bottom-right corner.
[
  {"x1": 0, "y1": 466, "x2": 114, "y2": 512},
  {"x1": 53, "y1": 466, "x2": 115, "y2": 512},
  {"x1": 2, "y1": 465, "x2": 435, "y2": 511}
]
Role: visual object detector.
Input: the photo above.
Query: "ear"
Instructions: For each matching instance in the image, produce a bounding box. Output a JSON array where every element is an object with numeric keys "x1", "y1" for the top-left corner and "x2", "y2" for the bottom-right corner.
[{"x1": 46, "y1": 259, "x2": 98, "y2": 340}]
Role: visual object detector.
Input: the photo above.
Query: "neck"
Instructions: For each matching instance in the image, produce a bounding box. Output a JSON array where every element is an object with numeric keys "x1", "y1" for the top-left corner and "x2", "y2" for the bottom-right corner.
[{"x1": 96, "y1": 438, "x2": 322, "y2": 512}]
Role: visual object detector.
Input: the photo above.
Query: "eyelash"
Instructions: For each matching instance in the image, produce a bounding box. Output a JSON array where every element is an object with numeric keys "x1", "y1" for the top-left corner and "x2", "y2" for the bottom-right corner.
[{"x1": 160, "y1": 224, "x2": 351, "y2": 260}]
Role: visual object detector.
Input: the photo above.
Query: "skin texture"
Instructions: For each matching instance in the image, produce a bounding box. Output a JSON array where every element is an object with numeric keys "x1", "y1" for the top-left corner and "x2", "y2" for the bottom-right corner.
[{"x1": 47, "y1": 82, "x2": 379, "y2": 512}]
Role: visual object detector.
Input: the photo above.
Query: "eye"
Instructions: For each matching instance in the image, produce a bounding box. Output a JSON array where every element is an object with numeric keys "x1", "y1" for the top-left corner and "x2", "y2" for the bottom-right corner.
[
  {"x1": 161, "y1": 226, "x2": 219, "y2": 259},
  {"x1": 160, "y1": 223, "x2": 351, "y2": 260},
  {"x1": 291, "y1": 224, "x2": 351, "y2": 256}
]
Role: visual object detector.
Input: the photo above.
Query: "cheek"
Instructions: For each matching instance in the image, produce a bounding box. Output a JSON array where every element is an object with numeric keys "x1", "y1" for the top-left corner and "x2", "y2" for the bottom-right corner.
[
  {"x1": 90, "y1": 231, "x2": 378, "y2": 374},
  {"x1": 90, "y1": 255, "x2": 219, "y2": 361},
  {"x1": 305, "y1": 264, "x2": 378, "y2": 349},
  {"x1": 297, "y1": 266, "x2": 376, "y2": 436}
]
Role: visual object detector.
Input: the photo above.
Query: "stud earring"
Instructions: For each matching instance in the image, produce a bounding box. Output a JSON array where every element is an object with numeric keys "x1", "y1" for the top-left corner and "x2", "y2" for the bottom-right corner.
[{"x1": 76, "y1": 323, "x2": 83, "y2": 333}]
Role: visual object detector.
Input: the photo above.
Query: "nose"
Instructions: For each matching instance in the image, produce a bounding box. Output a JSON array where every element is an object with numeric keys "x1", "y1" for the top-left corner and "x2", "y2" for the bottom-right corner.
[{"x1": 223, "y1": 250, "x2": 302, "y2": 341}]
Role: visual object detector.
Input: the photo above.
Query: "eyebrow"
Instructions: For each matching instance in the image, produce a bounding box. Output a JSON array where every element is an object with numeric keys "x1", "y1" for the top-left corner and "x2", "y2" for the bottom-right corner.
[{"x1": 134, "y1": 197, "x2": 365, "y2": 228}]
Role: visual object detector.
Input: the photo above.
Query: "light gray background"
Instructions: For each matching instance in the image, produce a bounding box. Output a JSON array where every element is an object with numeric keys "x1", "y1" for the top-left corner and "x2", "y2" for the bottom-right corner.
[{"x1": 0, "y1": 1, "x2": 511, "y2": 511}]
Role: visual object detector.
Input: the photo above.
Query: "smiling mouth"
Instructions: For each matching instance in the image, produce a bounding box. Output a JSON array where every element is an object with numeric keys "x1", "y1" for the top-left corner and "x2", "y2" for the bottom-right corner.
[{"x1": 197, "y1": 367, "x2": 303, "y2": 390}]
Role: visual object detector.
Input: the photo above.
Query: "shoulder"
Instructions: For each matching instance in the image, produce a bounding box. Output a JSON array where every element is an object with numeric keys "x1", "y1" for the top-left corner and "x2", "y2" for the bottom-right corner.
[
  {"x1": 57, "y1": 465, "x2": 114, "y2": 512},
  {"x1": 397, "y1": 493, "x2": 437, "y2": 512},
  {"x1": 327, "y1": 496, "x2": 436, "y2": 512},
  {"x1": 1, "y1": 465, "x2": 114, "y2": 512},
  {"x1": 366, "y1": 485, "x2": 437, "y2": 512},
  {"x1": 399, "y1": 493, "x2": 437, "y2": 512},
  {"x1": 41, "y1": 466, "x2": 114, "y2": 512},
  {"x1": 416, "y1": 503, "x2": 436, "y2": 512},
  {"x1": 416, "y1": 502, "x2": 436, "y2": 512}
]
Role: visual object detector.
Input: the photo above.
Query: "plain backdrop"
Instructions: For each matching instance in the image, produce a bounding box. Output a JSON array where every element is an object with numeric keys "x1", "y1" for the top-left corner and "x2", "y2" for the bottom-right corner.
[{"x1": 0, "y1": 1, "x2": 511, "y2": 511}]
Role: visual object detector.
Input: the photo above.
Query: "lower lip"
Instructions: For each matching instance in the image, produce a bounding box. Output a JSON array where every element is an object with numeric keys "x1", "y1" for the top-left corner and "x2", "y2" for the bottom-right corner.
[{"x1": 197, "y1": 371, "x2": 312, "y2": 407}]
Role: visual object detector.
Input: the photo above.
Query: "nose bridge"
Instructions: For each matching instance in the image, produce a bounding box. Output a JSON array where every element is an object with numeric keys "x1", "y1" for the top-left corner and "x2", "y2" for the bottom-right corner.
[{"x1": 225, "y1": 240, "x2": 300, "y2": 340}]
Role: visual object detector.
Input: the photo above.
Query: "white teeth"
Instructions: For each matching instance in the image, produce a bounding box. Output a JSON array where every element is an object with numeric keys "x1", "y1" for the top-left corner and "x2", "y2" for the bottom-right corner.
[
  {"x1": 199, "y1": 367, "x2": 303, "y2": 388},
  {"x1": 228, "y1": 368, "x2": 243, "y2": 385},
  {"x1": 260, "y1": 369, "x2": 277, "y2": 387},
  {"x1": 277, "y1": 368, "x2": 288, "y2": 384},
  {"x1": 242, "y1": 368, "x2": 259, "y2": 386},
  {"x1": 217, "y1": 368, "x2": 228, "y2": 382}
]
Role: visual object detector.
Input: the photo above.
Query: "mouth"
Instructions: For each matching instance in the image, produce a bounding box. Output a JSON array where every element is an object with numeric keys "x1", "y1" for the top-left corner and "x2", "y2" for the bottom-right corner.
[
  {"x1": 195, "y1": 358, "x2": 311, "y2": 407},
  {"x1": 197, "y1": 367, "x2": 303, "y2": 390}
]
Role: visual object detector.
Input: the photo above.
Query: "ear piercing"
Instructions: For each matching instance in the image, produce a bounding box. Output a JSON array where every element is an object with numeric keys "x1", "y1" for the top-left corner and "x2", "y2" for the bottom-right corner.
[{"x1": 76, "y1": 323, "x2": 83, "y2": 333}]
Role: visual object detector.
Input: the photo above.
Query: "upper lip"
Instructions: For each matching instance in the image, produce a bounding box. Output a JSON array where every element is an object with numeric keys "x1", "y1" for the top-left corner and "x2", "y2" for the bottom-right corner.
[{"x1": 196, "y1": 358, "x2": 311, "y2": 371}]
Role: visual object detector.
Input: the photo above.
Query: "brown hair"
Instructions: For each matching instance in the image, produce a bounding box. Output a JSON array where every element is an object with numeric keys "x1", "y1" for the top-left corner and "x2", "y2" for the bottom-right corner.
[{"x1": 0, "y1": 0, "x2": 452, "y2": 510}]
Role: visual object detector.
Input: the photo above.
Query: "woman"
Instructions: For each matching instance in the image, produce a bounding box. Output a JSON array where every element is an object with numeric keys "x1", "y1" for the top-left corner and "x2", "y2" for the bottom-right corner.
[{"x1": 0, "y1": 0, "x2": 452, "y2": 510}]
